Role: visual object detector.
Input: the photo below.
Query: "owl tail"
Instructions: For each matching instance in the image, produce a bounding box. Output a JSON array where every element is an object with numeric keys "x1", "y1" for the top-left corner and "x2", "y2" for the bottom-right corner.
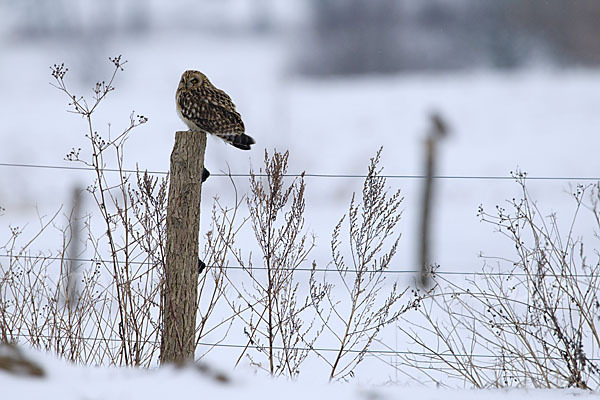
[{"x1": 218, "y1": 133, "x2": 256, "y2": 151}]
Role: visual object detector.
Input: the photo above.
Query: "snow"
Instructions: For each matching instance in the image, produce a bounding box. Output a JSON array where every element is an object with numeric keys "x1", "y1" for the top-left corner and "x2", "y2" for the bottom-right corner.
[{"x1": 1, "y1": 346, "x2": 597, "y2": 399}]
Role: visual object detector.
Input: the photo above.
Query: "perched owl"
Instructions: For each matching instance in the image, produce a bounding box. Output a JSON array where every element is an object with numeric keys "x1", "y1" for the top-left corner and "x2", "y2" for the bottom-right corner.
[{"x1": 176, "y1": 70, "x2": 255, "y2": 150}]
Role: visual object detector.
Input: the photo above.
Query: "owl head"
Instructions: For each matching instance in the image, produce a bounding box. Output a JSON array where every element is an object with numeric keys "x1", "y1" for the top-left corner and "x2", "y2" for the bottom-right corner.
[{"x1": 178, "y1": 70, "x2": 209, "y2": 91}]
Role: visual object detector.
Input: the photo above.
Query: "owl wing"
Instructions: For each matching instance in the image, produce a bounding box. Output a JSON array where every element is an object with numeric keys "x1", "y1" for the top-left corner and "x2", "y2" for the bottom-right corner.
[{"x1": 179, "y1": 86, "x2": 245, "y2": 134}]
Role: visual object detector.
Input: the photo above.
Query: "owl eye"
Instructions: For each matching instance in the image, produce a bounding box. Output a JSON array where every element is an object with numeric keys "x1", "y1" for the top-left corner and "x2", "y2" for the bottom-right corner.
[{"x1": 190, "y1": 78, "x2": 199, "y2": 85}]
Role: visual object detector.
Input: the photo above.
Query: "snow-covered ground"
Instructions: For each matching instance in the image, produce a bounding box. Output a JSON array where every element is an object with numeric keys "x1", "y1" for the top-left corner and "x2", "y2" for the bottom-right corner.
[{"x1": 1, "y1": 345, "x2": 598, "y2": 399}]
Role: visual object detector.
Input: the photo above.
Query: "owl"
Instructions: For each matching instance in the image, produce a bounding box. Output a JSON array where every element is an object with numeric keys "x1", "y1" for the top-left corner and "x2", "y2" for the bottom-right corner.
[{"x1": 176, "y1": 70, "x2": 255, "y2": 150}]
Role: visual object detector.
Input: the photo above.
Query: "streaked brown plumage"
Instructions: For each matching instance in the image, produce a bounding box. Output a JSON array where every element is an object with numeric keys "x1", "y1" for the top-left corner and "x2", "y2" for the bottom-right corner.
[{"x1": 176, "y1": 70, "x2": 255, "y2": 150}]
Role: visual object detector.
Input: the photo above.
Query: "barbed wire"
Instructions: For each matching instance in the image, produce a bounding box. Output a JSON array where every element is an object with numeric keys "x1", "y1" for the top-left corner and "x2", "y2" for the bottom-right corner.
[
  {"x1": 7, "y1": 332, "x2": 599, "y2": 361},
  {"x1": 1, "y1": 161, "x2": 599, "y2": 181}
]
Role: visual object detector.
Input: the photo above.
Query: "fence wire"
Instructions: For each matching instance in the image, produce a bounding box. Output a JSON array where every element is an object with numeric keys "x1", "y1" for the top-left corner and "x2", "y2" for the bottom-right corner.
[
  {"x1": 6, "y1": 332, "x2": 599, "y2": 361},
  {"x1": 2, "y1": 253, "x2": 599, "y2": 278},
  {"x1": 1, "y1": 161, "x2": 599, "y2": 181}
]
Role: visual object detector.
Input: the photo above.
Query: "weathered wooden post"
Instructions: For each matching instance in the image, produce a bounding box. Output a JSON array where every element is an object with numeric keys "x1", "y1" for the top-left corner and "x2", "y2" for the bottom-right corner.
[
  {"x1": 419, "y1": 112, "x2": 448, "y2": 288},
  {"x1": 160, "y1": 130, "x2": 207, "y2": 364}
]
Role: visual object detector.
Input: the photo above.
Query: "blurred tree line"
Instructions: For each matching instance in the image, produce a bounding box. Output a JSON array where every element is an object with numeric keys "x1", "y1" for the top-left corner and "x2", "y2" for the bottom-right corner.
[
  {"x1": 5, "y1": 0, "x2": 600, "y2": 75},
  {"x1": 300, "y1": 0, "x2": 600, "y2": 75},
  {"x1": 6, "y1": 0, "x2": 149, "y2": 37}
]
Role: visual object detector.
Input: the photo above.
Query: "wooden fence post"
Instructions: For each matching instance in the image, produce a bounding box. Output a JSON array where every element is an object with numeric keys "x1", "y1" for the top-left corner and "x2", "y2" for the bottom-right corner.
[
  {"x1": 160, "y1": 130, "x2": 207, "y2": 364},
  {"x1": 419, "y1": 112, "x2": 448, "y2": 288}
]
